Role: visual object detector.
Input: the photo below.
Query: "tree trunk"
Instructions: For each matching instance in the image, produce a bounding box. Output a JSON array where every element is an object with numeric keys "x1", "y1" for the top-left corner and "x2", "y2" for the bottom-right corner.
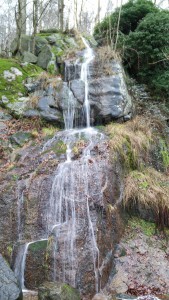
[
  {"x1": 59, "y1": 0, "x2": 64, "y2": 31},
  {"x1": 32, "y1": 0, "x2": 39, "y2": 54},
  {"x1": 97, "y1": 0, "x2": 101, "y2": 24},
  {"x1": 15, "y1": 0, "x2": 25, "y2": 55},
  {"x1": 74, "y1": 0, "x2": 78, "y2": 29}
]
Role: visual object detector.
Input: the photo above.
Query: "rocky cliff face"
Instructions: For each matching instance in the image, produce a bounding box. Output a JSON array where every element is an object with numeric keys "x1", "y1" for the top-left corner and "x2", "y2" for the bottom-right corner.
[{"x1": 0, "y1": 128, "x2": 124, "y2": 298}]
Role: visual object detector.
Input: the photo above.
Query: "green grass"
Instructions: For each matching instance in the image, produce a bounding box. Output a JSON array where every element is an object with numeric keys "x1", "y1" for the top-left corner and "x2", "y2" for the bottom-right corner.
[{"x1": 128, "y1": 217, "x2": 156, "y2": 236}]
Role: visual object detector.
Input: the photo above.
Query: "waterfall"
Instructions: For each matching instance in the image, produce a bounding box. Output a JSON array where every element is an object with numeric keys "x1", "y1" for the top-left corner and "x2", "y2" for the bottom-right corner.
[
  {"x1": 80, "y1": 37, "x2": 94, "y2": 127},
  {"x1": 14, "y1": 38, "x2": 106, "y2": 294}
]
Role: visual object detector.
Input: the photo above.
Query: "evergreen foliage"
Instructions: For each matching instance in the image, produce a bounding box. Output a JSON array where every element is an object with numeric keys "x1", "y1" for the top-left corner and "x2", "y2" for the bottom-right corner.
[
  {"x1": 125, "y1": 10, "x2": 169, "y2": 97},
  {"x1": 94, "y1": 0, "x2": 157, "y2": 44}
]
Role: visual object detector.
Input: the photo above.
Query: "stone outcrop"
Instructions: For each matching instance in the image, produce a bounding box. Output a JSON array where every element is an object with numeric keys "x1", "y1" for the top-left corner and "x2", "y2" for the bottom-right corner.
[
  {"x1": 22, "y1": 58, "x2": 132, "y2": 125},
  {"x1": 0, "y1": 254, "x2": 21, "y2": 300}
]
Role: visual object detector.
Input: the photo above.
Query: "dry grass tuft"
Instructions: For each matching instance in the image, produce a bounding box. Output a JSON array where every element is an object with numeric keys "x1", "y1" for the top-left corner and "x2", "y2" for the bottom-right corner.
[
  {"x1": 96, "y1": 45, "x2": 120, "y2": 62},
  {"x1": 123, "y1": 167, "x2": 169, "y2": 228},
  {"x1": 95, "y1": 46, "x2": 121, "y2": 76},
  {"x1": 29, "y1": 94, "x2": 40, "y2": 108},
  {"x1": 106, "y1": 116, "x2": 153, "y2": 169}
]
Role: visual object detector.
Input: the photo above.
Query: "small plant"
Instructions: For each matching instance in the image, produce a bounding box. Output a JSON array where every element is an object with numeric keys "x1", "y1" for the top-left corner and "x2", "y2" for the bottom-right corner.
[
  {"x1": 42, "y1": 127, "x2": 57, "y2": 137},
  {"x1": 7, "y1": 245, "x2": 13, "y2": 256}
]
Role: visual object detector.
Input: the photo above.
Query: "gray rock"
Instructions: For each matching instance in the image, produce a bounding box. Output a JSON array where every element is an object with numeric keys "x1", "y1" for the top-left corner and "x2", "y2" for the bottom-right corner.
[
  {"x1": 64, "y1": 37, "x2": 77, "y2": 48},
  {"x1": 10, "y1": 67, "x2": 22, "y2": 76},
  {"x1": 70, "y1": 79, "x2": 85, "y2": 104},
  {"x1": 1, "y1": 96, "x2": 9, "y2": 104},
  {"x1": 10, "y1": 132, "x2": 33, "y2": 146},
  {"x1": 23, "y1": 51, "x2": 38, "y2": 63},
  {"x1": 46, "y1": 35, "x2": 58, "y2": 44},
  {"x1": 37, "y1": 45, "x2": 53, "y2": 69},
  {"x1": 88, "y1": 68, "x2": 132, "y2": 122},
  {"x1": 0, "y1": 254, "x2": 21, "y2": 300},
  {"x1": 11, "y1": 34, "x2": 33, "y2": 54},
  {"x1": 0, "y1": 111, "x2": 12, "y2": 120},
  {"x1": 38, "y1": 96, "x2": 57, "y2": 111},
  {"x1": 3, "y1": 70, "x2": 16, "y2": 81},
  {"x1": 64, "y1": 61, "x2": 81, "y2": 81},
  {"x1": 23, "y1": 109, "x2": 40, "y2": 118},
  {"x1": 40, "y1": 110, "x2": 62, "y2": 123},
  {"x1": 11, "y1": 35, "x2": 48, "y2": 56},
  {"x1": 5, "y1": 97, "x2": 30, "y2": 116},
  {"x1": 25, "y1": 82, "x2": 40, "y2": 93},
  {"x1": 38, "y1": 282, "x2": 81, "y2": 300},
  {"x1": 58, "y1": 82, "x2": 79, "y2": 110},
  {"x1": 35, "y1": 36, "x2": 48, "y2": 55},
  {"x1": 0, "y1": 120, "x2": 7, "y2": 134},
  {"x1": 110, "y1": 269, "x2": 128, "y2": 294}
]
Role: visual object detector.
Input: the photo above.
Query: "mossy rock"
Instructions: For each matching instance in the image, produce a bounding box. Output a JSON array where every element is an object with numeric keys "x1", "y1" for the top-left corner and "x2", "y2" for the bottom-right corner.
[
  {"x1": 11, "y1": 34, "x2": 48, "y2": 56},
  {"x1": 38, "y1": 281, "x2": 81, "y2": 300},
  {"x1": 23, "y1": 51, "x2": 38, "y2": 63},
  {"x1": 47, "y1": 60, "x2": 58, "y2": 75},
  {"x1": 28, "y1": 240, "x2": 48, "y2": 252},
  {"x1": 0, "y1": 58, "x2": 43, "y2": 109},
  {"x1": 11, "y1": 34, "x2": 33, "y2": 54},
  {"x1": 37, "y1": 45, "x2": 53, "y2": 69}
]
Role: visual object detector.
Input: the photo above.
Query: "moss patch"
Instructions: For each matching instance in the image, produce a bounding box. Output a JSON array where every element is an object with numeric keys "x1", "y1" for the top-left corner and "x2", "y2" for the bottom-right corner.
[
  {"x1": 0, "y1": 58, "x2": 43, "y2": 104},
  {"x1": 128, "y1": 217, "x2": 156, "y2": 236},
  {"x1": 28, "y1": 240, "x2": 47, "y2": 252}
]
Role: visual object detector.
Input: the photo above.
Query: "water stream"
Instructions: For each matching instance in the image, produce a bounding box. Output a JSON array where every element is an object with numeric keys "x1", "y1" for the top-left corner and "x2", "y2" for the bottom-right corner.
[{"x1": 14, "y1": 38, "x2": 104, "y2": 294}]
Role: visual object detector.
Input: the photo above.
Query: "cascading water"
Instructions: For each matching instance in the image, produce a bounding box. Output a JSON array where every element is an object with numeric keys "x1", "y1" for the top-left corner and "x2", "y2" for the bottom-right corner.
[
  {"x1": 80, "y1": 37, "x2": 94, "y2": 128},
  {"x1": 14, "y1": 38, "x2": 107, "y2": 295}
]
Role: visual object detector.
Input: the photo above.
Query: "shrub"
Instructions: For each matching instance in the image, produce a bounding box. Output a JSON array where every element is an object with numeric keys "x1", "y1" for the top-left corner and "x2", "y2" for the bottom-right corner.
[
  {"x1": 94, "y1": 0, "x2": 157, "y2": 45},
  {"x1": 124, "y1": 10, "x2": 169, "y2": 97}
]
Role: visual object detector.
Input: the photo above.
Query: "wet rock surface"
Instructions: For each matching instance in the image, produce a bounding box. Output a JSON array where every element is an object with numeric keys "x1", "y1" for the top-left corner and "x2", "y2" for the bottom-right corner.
[
  {"x1": 0, "y1": 254, "x2": 21, "y2": 300},
  {"x1": 0, "y1": 125, "x2": 124, "y2": 299}
]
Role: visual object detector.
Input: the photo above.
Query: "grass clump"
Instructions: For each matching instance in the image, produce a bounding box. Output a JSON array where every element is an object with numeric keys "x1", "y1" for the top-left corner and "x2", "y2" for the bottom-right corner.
[
  {"x1": 124, "y1": 168, "x2": 169, "y2": 229},
  {"x1": 106, "y1": 116, "x2": 153, "y2": 170},
  {"x1": 42, "y1": 126, "x2": 57, "y2": 138}
]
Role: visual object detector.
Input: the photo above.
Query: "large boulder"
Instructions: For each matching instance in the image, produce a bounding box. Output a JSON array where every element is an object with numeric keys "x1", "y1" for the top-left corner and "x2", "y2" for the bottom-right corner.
[
  {"x1": 23, "y1": 51, "x2": 38, "y2": 64},
  {"x1": 0, "y1": 254, "x2": 21, "y2": 300},
  {"x1": 37, "y1": 45, "x2": 53, "y2": 69},
  {"x1": 11, "y1": 35, "x2": 48, "y2": 56},
  {"x1": 88, "y1": 73, "x2": 132, "y2": 123},
  {"x1": 38, "y1": 282, "x2": 81, "y2": 300},
  {"x1": 67, "y1": 60, "x2": 132, "y2": 124}
]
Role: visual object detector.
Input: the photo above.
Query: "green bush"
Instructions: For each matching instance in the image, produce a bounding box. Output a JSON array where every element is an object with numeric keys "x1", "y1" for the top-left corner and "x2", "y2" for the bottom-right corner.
[
  {"x1": 94, "y1": 0, "x2": 157, "y2": 45},
  {"x1": 124, "y1": 10, "x2": 169, "y2": 97}
]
